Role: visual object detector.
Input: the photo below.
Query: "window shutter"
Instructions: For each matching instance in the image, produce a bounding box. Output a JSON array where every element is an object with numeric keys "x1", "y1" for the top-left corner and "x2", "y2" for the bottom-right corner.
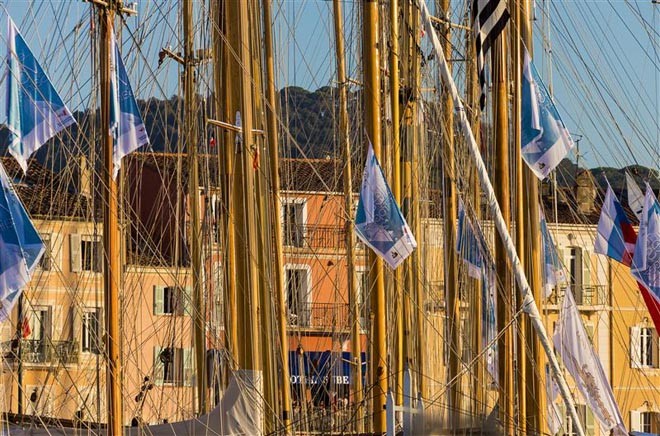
[
  {"x1": 654, "y1": 329, "x2": 660, "y2": 368},
  {"x1": 183, "y1": 287, "x2": 192, "y2": 316},
  {"x1": 585, "y1": 408, "x2": 595, "y2": 435},
  {"x1": 630, "y1": 410, "x2": 642, "y2": 432},
  {"x1": 183, "y1": 348, "x2": 193, "y2": 386},
  {"x1": 630, "y1": 326, "x2": 642, "y2": 368},
  {"x1": 154, "y1": 346, "x2": 164, "y2": 385},
  {"x1": 70, "y1": 234, "x2": 81, "y2": 272},
  {"x1": 153, "y1": 286, "x2": 164, "y2": 315},
  {"x1": 585, "y1": 324, "x2": 595, "y2": 345},
  {"x1": 582, "y1": 249, "x2": 592, "y2": 290}
]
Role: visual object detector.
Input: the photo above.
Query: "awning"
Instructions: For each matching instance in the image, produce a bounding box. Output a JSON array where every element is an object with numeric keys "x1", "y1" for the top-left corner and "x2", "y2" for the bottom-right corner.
[{"x1": 288, "y1": 351, "x2": 366, "y2": 385}]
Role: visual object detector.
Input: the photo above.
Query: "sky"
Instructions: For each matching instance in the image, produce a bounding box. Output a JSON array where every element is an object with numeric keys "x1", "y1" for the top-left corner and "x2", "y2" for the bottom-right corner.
[{"x1": 1, "y1": 0, "x2": 658, "y2": 171}]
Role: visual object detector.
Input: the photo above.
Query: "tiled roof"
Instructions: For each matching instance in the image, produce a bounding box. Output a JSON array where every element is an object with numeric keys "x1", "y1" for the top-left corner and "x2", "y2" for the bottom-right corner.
[{"x1": 1, "y1": 157, "x2": 93, "y2": 219}]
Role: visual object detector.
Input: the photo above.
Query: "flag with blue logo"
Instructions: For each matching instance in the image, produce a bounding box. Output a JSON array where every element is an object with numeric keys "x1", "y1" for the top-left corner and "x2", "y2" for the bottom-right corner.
[
  {"x1": 540, "y1": 208, "x2": 566, "y2": 297},
  {"x1": 110, "y1": 33, "x2": 150, "y2": 179},
  {"x1": 355, "y1": 143, "x2": 416, "y2": 269},
  {"x1": 6, "y1": 16, "x2": 76, "y2": 173},
  {"x1": 457, "y1": 198, "x2": 484, "y2": 279},
  {"x1": 521, "y1": 49, "x2": 574, "y2": 179},
  {"x1": 594, "y1": 184, "x2": 637, "y2": 267},
  {"x1": 631, "y1": 186, "x2": 660, "y2": 301},
  {"x1": 0, "y1": 162, "x2": 45, "y2": 320}
]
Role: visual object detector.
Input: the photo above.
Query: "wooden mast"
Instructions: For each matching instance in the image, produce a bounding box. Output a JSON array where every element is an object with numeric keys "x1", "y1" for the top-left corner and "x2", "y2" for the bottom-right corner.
[
  {"x1": 520, "y1": 0, "x2": 546, "y2": 430},
  {"x1": 261, "y1": 0, "x2": 292, "y2": 430},
  {"x1": 439, "y1": 0, "x2": 461, "y2": 428},
  {"x1": 98, "y1": 3, "x2": 122, "y2": 434},
  {"x1": 363, "y1": 1, "x2": 388, "y2": 432},
  {"x1": 465, "y1": 16, "x2": 485, "y2": 421},
  {"x1": 389, "y1": 0, "x2": 406, "y2": 413},
  {"x1": 493, "y1": 30, "x2": 515, "y2": 434},
  {"x1": 331, "y1": 1, "x2": 364, "y2": 432},
  {"x1": 182, "y1": 0, "x2": 206, "y2": 415},
  {"x1": 511, "y1": 0, "x2": 528, "y2": 431},
  {"x1": 213, "y1": 0, "x2": 239, "y2": 368},
  {"x1": 227, "y1": 0, "x2": 263, "y2": 405}
]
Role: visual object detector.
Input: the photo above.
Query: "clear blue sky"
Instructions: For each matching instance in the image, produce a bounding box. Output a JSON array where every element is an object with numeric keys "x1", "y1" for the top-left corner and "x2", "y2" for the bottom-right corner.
[{"x1": 2, "y1": 0, "x2": 658, "y2": 171}]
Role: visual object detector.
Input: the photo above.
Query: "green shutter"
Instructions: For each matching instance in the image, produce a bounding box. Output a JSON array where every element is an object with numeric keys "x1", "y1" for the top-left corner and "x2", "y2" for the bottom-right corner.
[
  {"x1": 153, "y1": 286, "x2": 164, "y2": 315},
  {"x1": 582, "y1": 249, "x2": 592, "y2": 288},
  {"x1": 183, "y1": 287, "x2": 192, "y2": 316},
  {"x1": 154, "y1": 346, "x2": 163, "y2": 385},
  {"x1": 630, "y1": 326, "x2": 641, "y2": 368},
  {"x1": 585, "y1": 408, "x2": 595, "y2": 435}
]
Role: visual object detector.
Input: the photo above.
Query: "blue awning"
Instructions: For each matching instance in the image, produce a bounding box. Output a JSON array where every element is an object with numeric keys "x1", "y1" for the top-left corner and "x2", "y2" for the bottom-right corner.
[{"x1": 288, "y1": 351, "x2": 366, "y2": 385}]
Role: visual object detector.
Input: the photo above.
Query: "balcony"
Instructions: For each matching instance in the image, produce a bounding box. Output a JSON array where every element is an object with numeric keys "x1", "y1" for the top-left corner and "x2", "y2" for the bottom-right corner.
[
  {"x1": 283, "y1": 225, "x2": 346, "y2": 250},
  {"x1": 287, "y1": 303, "x2": 350, "y2": 331},
  {"x1": 20, "y1": 340, "x2": 79, "y2": 365},
  {"x1": 546, "y1": 285, "x2": 608, "y2": 310}
]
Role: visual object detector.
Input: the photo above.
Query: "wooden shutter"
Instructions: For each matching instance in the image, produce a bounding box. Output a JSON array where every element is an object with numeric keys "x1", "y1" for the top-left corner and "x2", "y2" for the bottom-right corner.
[
  {"x1": 153, "y1": 346, "x2": 164, "y2": 385},
  {"x1": 654, "y1": 329, "x2": 660, "y2": 368},
  {"x1": 70, "y1": 234, "x2": 81, "y2": 272},
  {"x1": 585, "y1": 407, "x2": 595, "y2": 435},
  {"x1": 582, "y1": 249, "x2": 592, "y2": 305},
  {"x1": 630, "y1": 326, "x2": 641, "y2": 368},
  {"x1": 630, "y1": 410, "x2": 642, "y2": 432},
  {"x1": 183, "y1": 287, "x2": 192, "y2": 316},
  {"x1": 183, "y1": 348, "x2": 193, "y2": 386},
  {"x1": 153, "y1": 286, "x2": 164, "y2": 315}
]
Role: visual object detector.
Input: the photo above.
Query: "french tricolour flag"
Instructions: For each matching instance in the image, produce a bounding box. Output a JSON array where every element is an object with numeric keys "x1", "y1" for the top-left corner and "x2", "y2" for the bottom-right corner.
[
  {"x1": 594, "y1": 184, "x2": 637, "y2": 266},
  {"x1": 595, "y1": 183, "x2": 660, "y2": 334}
]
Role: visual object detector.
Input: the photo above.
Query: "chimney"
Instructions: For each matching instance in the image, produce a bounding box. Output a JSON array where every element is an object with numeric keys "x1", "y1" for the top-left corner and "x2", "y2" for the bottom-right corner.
[
  {"x1": 79, "y1": 155, "x2": 91, "y2": 198},
  {"x1": 575, "y1": 170, "x2": 596, "y2": 213}
]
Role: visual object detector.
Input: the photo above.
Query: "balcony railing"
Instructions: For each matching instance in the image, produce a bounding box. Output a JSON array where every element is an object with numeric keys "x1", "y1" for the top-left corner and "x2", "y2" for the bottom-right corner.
[
  {"x1": 547, "y1": 285, "x2": 607, "y2": 308},
  {"x1": 287, "y1": 303, "x2": 350, "y2": 330},
  {"x1": 283, "y1": 225, "x2": 346, "y2": 250},
  {"x1": 20, "y1": 340, "x2": 79, "y2": 364}
]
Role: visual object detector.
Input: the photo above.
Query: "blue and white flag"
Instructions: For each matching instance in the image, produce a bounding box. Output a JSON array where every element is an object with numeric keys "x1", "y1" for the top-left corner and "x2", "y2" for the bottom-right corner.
[
  {"x1": 6, "y1": 17, "x2": 75, "y2": 173},
  {"x1": 0, "y1": 162, "x2": 45, "y2": 320},
  {"x1": 521, "y1": 49, "x2": 574, "y2": 179},
  {"x1": 540, "y1": 208, "x2": 566, "y2": 297},
  {"x1": 110, "y1": 33, "x2": 149, "y2": 179},
  {"x1": 631, "y1": 185, "x2": 660, "y2": 299},
  {"x1": 457, "y1": 199, "x2": 484, "y2": 279},
  {"x1": 553, "y1": 288, "x2": 625, "y2": 433},
  {"x1": 355, "y1": 143, "x2": 416, "y2": 269}
]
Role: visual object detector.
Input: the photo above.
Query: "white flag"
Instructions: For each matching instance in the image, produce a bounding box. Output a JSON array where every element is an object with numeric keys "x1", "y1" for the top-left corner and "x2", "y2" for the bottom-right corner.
[
  {"x1": 545, "y1": 365, "x2": 562, "y2": 435},
  {"x1": 625, "y1": 172, "x2": 644, "y2": 221},
  {"x1": 354, "y1": 143, "x2": 416, "y2": 269},
  {"x1": 553, "y1": 289, "x2": 625, "y2": 433}
]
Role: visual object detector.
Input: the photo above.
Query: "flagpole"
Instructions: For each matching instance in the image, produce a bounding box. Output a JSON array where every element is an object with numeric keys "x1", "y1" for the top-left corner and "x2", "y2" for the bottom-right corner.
[
  {"x1": 362, "y1": 1, "x2": 388, "y2": 432},
  {"x1": 99, "y1": 3, "x2": 123, "y2": 434},
  {"x1": 419, "y1": 3, "x2": 585, "y2": 434}
]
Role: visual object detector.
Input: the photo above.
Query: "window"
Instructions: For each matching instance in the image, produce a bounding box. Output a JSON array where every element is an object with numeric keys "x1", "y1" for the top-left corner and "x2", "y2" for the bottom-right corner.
[
  {"x1": 631, "y1": 410, "x2": 660, "y2": 433},
  {"x1": 154, "y1": 347, "x2": 192, "y2": 386},
  {"x1": 282, "y1": 201, "x2": 305, "y2": 247},
  {"x1": 285, "y1": 267, "x2": 310, "y2": 326},
  {"x1": 630, "y1": 326, "x2": 659, "y2": 368},
  {"x1": 70, "y1": 234, "x2": 101, "y2": 273},
  {"x1": 81, "y1": 308, "x2": 101, "y2": 354},
  {"x1": 24, "y1": 306, "x2": 52, "y2": 363},
  {"x1": 153, "y1": 286, "x2": 190, "y2": 316},
  {"x1": 566, "y1": 247, "x2": 591, "y2": 304},
  {"x1": 39, "y1": 235, "x2": 51, "y2": 270},
  {"x1": 561, "y1": 404, "x2": 594, "y2": 436}
]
